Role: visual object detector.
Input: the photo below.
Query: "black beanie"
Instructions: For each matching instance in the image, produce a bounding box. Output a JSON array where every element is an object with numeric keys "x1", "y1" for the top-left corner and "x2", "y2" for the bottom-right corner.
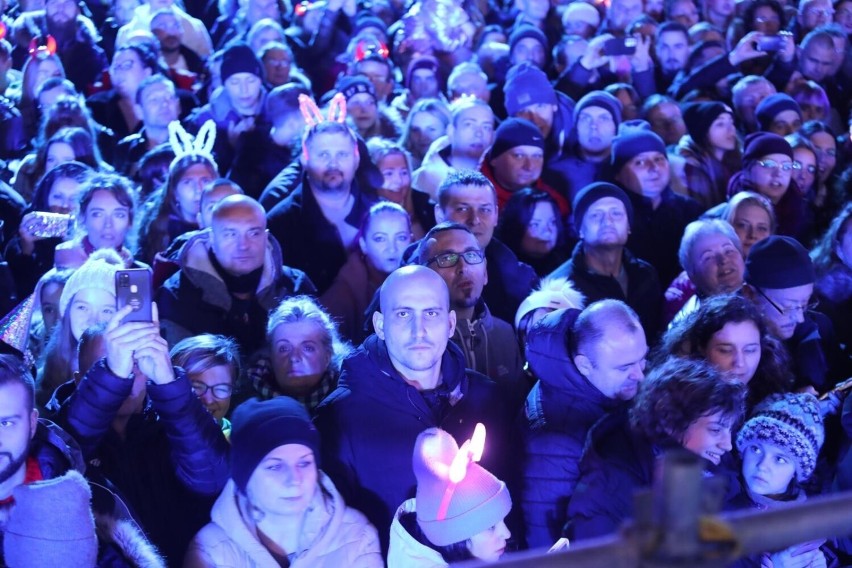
[
  {"x1": 508, "y1": 24, "x2": 548, "y2": 55},
  {"x1": 221, "y1": 42, "x2": 263, "y2": 82},
  {"x1": 573, "y1": 182, "x2": 634, "y2": 228},
  {"x1": 755, "y1": 93, "x2": 801, "y2": 132},
  {"x1": 611, "y1": 130, "x2": 666, "y2": 172},
  {"x1": 230, "y1": 397, "x2": 321, "y2": 493},
  {"x1": 574, "y1": 91, "x2": 623, "y2": 128},
  {"x1": 682, "y1": 102, "x2": 732, "y2": 146},
  {"x1": 745, "y1": 235, "x2": 815, "y2": 289},
  {"x1": 490, "y1": 117, "x2": 544, "y2": 160},
  {"x1": 337, "y1": 75, "x2": 376, "y2": 101},
  {"x1": 742, "y1": 132, "x2": 793, "y2": 164}
]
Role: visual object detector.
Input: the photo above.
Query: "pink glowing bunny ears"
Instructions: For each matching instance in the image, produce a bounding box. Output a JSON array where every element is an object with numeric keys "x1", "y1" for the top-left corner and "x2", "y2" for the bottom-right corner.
[
  {"x1": 299, "y1": 93, "x2": 347, "y2": 128},
  {"x1": 437, "y1": 423, "x2": 486, "y2": 521}
]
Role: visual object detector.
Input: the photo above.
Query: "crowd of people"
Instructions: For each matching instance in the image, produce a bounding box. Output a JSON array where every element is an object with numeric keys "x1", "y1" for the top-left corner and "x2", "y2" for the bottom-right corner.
[{"x1": 0, "y1": 0, "x2": 850, "y2": 564}]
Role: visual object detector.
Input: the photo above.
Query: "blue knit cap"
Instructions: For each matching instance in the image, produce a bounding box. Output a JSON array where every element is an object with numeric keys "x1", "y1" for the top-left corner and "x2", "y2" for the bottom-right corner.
[
  {"x1": 610, "y1": 130, "x2": 666, "y2": 172},
  {"x1": 736, "y1": 393, "x2": 824, "y2": 481}
]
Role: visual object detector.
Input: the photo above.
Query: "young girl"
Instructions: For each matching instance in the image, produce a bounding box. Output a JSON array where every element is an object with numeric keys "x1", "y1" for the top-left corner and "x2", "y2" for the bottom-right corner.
[
  {"x1": 389, "y1": 427, "x2": 513, "y2": 566},
  {"x1": 730, "y1": 393, "x2": 837, "y2": 567}
]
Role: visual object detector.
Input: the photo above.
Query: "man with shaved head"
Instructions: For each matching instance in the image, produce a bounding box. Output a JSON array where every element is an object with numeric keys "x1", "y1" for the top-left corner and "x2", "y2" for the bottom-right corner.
[
  {"x1": 316, "y1": 265, "x2": 509, "y2": 552},
  {"x1": 157, "y1": 195, "x2": 315, "y2": 355}
]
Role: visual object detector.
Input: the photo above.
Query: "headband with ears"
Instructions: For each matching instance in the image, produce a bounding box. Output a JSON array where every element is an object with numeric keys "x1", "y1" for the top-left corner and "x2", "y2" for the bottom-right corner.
[
  {"x1": 168, "y1": 120, "x2": 216, "y2": 167},
  {"x1": 299, "y1": 93, "x2": 349, "y2": 162}
]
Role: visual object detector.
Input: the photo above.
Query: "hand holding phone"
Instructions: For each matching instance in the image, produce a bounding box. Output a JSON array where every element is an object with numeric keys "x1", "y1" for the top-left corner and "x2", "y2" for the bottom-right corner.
[
  {"x1": 115, "y1": 268, "x2": 153, "y2": 324},
  {"x1": 602, "y1": 36, "x2": 638, "y2": 56},
  {"x1": 21, "y1": 211, "x2": 73, "y2": 239},
  {"x1": 756, "y1": 35, "x2": 785, "y2": 52}
]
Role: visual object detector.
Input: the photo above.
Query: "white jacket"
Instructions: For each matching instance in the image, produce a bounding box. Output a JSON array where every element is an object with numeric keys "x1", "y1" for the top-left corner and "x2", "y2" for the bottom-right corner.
[
  {"x1": 184, "y1": 475, "x2": 383, "y2": 568},
  {"x1": 387, "y1": 499, "x2": 448, "y2": 568}
]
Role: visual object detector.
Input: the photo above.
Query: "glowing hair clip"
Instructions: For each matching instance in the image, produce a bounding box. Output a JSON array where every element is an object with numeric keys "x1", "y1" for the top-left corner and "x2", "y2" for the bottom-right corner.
[
  {"x1": 168, "y1": 120, "x2": 216, "y2": 161},
  {"x1": 28, "y1": 35, "x2": 57, "y2": 60},
  {"x1": 437, "y1": 423, "x2": 486, "y2": 520},
  {"x1": 0, "y1": 22, "x2": 7, "y2": 42},
  {"x1": 294, "y1": 0, "x2": 326, "y2": 16}
]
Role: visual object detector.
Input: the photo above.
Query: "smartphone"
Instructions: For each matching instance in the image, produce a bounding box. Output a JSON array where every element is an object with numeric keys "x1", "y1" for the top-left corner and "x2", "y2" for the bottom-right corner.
[
  {"x1": 603, "y1": 37, "x2": 638, "y2": 56},
  {"x1": 23, "y1": 212, "x2": 73, "y2": 238},
  {"x1": 757, "y1": 36, "x2": 785, "y2": 52},
  {"x1": 115, "y1": 268, "x2": 153, "y2": 324}
]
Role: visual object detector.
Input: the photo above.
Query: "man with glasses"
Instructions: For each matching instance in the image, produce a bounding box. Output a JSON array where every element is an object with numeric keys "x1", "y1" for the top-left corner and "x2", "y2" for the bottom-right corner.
[
  {"x1": 419, "y1": 222, "x2": 525, "y2": 409},
  {"x1": 434, "y1": 170, "x2": 539, "y2": 323},
  {"x1": 315, "y1": 265, "x2": 509, "y2": 552},
  {"x1": 744, "y1": 235, "x2": 844, "y2": 391}
]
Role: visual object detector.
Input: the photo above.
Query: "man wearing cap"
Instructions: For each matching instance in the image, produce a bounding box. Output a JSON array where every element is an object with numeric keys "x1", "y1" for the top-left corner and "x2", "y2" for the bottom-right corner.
[
  {"x1": 611, "y1": 129, "x2": 703, "y2": 285},
  {"x1": 503, "y1": 62, "x2": 576, "y2": 162},
  {"x1": 755, "y1": 93, "x2": 803, "y2": 137},
  {"x1": 480, "y1": 117, "x2": 570, "y2": 217},
  {"x1": 187, "y1": 42, "x2": 267, "y2": 173},
  {"x1": 548, "y1": 91, "x2": 622, "y2": 203},
  {"x1": 519, "y1": 299, "x2": 647, "y2": 549},
  {"x1": 337, "y1": 74, "x2": 403, "y2": 141},
  {"x1": 561, "y1": 2, "x2": 600, "y2": 39},
  {"x1": 744, "y1": 235, "x2": 847, "y2": 391},
  {"x1": 550, "y1": 182, "x2": 662, "y2": 337},
  {"x1": 418, "y1": 222, "x2": 527, "y2": 411},
  {"x1": 315, "y1": 266, "x2": 508, "y2": 553},
  {"x1": 391, "y1": 55, "x2": 445, "y2": 120},
  {"x1": 508, "y1": 24, "x2": 549, "y2": 69}
]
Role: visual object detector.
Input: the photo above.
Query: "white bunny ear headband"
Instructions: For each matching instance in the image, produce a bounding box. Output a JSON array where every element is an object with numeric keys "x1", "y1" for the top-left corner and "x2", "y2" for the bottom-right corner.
[{"x1": 168, "y1": 120, "x2": 217, "y2": 163}]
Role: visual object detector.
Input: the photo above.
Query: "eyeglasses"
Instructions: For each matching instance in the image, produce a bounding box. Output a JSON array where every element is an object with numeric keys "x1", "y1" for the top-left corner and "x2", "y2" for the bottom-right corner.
[
  {"x1": 110, "y1": 59, "x2": 137, "y2": 73},
  {"x1": 794, "y1": 161, "x2": 818, "y2": 174},
  {"x1": 805, "y1": 7, "x2": 834, "y2": 16},
  {"x1": 190, "y1": 382, "x2": 233, "y2": 399},
  {"x1": 756, "y1": 159, "x2": 800, "y2": 171},
  {"x1": 426, "y1": 250, "x2": 485, "y2": 268},
  {"x1": 755, "y1": 287, "x2": 818, "y2": 317},
  {"x1": 264, "y1": 58, "x2": 292, "y2": 68}
]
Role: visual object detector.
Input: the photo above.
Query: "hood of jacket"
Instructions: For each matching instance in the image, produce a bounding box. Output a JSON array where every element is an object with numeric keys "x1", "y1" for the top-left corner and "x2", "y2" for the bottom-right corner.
[
  {"x1": 388, "y1": 499, "x2": 448, "y2": 568},
  {"x1": 524, "y1": 308, "x2": 620, "y2": 429},
  {"x1": 176, "y1": 228, "x2": 285, "y2": 311}
]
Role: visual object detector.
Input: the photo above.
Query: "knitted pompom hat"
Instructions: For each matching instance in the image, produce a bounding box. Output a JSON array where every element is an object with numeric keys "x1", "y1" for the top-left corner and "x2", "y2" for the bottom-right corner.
[
  {"x1": 3, "y1": 470, "x2": 98, "y2": 568},
  {"x1": 58, "y1": 248, "x2": 123, "y2": 317},
  {"x1": 414, "y1": 427, "x2": 511, "y2": 546},
  {"x1": 736, "y1": 393, "x2": 824, "y2": 482}
]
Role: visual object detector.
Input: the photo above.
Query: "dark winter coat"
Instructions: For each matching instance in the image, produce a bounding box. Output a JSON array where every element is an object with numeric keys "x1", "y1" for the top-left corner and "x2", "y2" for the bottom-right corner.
[
  {"x1": 565, "y1": 408, "x2": 657, "y2": 540},
  {"x1": 57, "y1": 360, "x2": 230, "y2": 566},
  {"x1": 622, "y1": 186, "x2": 703, "y2": 287},
  {"x1": 156, "y1": 229, "x2": 315, "y2": 356},
  {"x1": 266, "y1": 178, "x2": 377, "y2": 294},
  {"x1": 314, "y1": 335, "x2": 509, "y2": 553},
  {"x1": 549, "y1": 242, "x2": 663, "y2": 339},
  {"x1": 519, "y1": 309, "x2": 624, "y2": 549},
  {"x1": 483, "y1": 238, "x2": 540, "y2": 325}
]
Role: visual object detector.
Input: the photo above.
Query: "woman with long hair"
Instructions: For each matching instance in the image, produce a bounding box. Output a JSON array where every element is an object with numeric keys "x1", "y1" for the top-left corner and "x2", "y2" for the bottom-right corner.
[
  {"x1": 398, "y1": 98, "x2": 451, "y2": 170},
  {"x1": 136, "y1": 152, "x2": 218, "y2": 265},
  {"x1": 496, "y1": 188, "x2": 566, "y2": 277}
]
